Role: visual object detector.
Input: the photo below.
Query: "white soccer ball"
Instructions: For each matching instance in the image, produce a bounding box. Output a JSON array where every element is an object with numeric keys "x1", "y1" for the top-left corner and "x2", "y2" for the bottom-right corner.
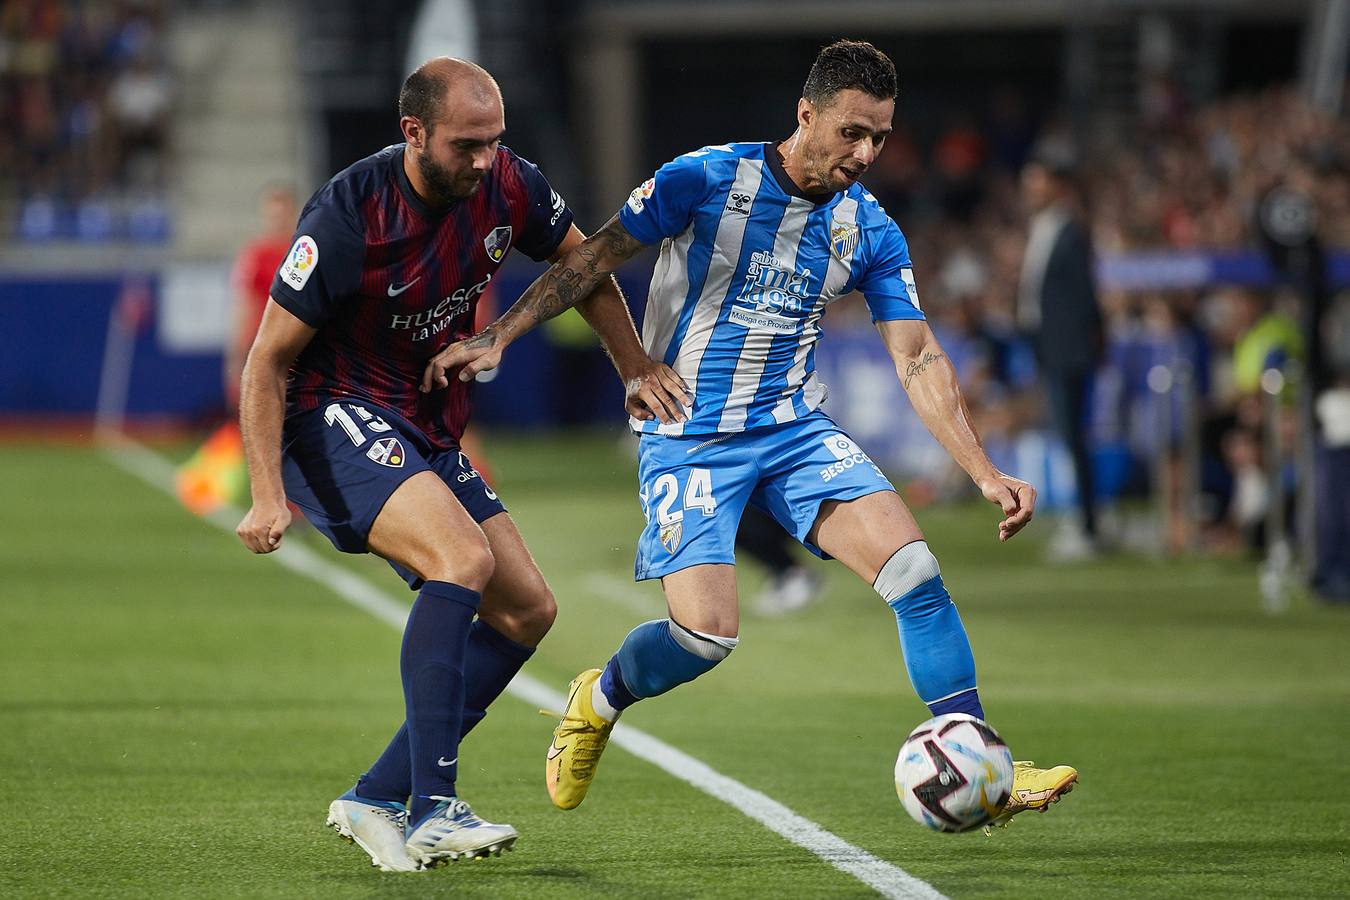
[{"x1": 894, "y1": 713, "x2": 1014, "y2": 833}]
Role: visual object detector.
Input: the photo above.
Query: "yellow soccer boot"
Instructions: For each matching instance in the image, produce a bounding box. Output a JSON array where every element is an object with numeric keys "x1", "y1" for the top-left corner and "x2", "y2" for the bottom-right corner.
[
  {"x1": 545, "y1": 668, "x2": 615, "y2": 810},
  {"x1": 986, "y1": 760, "x2": 1078, "y2": 832}
]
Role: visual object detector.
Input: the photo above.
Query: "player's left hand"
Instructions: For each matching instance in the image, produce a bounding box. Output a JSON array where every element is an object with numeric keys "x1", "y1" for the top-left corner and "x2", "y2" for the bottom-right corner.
[
  {"x1": 977, "y1": 473, "x2": 1036, "y2": 542},
  {"x1": 421, "y1": 329, "x2": 504, "y2": 392},
  {"x1": 624, "y1": 359, "x2": 692, "y2": 424}
]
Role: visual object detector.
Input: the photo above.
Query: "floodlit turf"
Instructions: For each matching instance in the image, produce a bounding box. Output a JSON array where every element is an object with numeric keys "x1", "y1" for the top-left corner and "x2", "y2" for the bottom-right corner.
[{"x1": 3, "y1": 435, "x2": 1348, "y2": 898}]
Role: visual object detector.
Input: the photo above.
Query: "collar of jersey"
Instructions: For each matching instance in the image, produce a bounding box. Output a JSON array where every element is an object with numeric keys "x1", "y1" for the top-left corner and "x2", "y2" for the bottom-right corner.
[
  {"x1": 762, "y1": 142, "x2": 838, "y2": 207},
  {"x1": 394, "y1": 145, "x2": 458, "y2": 220}
]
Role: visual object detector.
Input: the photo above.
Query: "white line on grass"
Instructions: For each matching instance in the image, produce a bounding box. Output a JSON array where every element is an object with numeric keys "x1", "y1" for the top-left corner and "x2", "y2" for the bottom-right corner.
[
  {"x1": 582, "y1": 571, "x2": 662, "y2": 616},
  {"x1": 102, "y1": 438, "x2": 946, "y2": 900}
]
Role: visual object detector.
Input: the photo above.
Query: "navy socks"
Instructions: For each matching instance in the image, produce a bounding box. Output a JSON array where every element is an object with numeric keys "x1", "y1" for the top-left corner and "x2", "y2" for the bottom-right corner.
[
  {"x1": 399, "y1": 581, "x2": 479, "y2": 825},
  {"x1": 357, "y1": 618, "x2": 534, "y2": 811}
]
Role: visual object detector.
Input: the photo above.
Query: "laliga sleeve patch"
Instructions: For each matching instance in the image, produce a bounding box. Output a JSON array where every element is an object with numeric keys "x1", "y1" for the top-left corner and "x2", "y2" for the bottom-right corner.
[
  {"x1": 627, "y1": 178, "x2": 655, "y2": 214},
  {"x1": 279, "y1": 235, "x2": 319, "y2": 290},
  {"x1": 900, "y1": 267, "x2": 921, "y2": 310}
]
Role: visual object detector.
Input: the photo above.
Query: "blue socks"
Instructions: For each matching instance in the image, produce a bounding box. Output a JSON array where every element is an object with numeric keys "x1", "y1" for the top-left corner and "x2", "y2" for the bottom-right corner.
[
  {"x1": 874, "y1": 542, "x2": 984, "y2": 720},
  {"x1": 357, "y1": 618, "x2": 534, "y2": 808},
  {"x1": 597, "y1": 619, "x2": 738, "y2": 715},
  {"x1": 399, "y1": 581, "x2": 479, "y2": 825}
]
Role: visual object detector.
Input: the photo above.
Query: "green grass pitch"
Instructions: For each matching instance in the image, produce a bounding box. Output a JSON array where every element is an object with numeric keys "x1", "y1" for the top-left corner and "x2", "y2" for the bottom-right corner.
[{"x1": 2, "y1": 434, "x2": 1348, "y2": 898}]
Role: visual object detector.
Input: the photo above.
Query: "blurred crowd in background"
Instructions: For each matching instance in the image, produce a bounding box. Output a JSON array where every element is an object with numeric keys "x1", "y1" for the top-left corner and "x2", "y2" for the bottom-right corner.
[
  {"x1": 3, "y1": 5, "x2": 1347, "y2": 577},
  {"x1": 845, "y1": 84, "x2": 1350, "y2": 560},
  {"x1": 0, "y1": 0, "x2": 173, "y2": 242}
]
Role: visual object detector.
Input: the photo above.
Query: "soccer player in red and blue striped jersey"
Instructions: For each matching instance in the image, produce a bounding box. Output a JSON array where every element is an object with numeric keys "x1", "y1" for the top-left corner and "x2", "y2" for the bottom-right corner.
[{"x1": 235, "y1": 57, "x2": 685, "y2": 870}]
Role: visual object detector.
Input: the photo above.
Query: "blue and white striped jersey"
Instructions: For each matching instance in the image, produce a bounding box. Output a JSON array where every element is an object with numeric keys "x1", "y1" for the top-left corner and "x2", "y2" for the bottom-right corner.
[{"x1": 619, "y1": 142, "x2": 924, "y2": 436}]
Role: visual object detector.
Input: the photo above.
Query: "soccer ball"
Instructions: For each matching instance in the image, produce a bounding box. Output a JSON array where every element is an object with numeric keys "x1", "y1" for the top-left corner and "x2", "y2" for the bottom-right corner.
[{"x1": 894, "y1": 713, "x2": 1014, "y2": 833}]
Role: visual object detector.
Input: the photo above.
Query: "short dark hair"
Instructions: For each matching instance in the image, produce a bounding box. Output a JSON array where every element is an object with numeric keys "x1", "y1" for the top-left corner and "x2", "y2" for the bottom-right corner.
[
  {"x1": 802, "y1": 40, "x2": 897, "y2": 107},
  {"x1": 399, "y1": 68, "x2": 446, "y2": 130}
]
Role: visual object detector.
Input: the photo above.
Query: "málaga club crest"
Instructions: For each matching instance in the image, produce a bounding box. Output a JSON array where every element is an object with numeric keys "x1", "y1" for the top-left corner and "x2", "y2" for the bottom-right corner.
[{"x1": 829, "y1": 222, "x2": 860, "y2": 262}]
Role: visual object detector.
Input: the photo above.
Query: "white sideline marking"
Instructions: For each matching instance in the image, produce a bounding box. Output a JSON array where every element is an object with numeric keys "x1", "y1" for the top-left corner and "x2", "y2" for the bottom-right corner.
[
  {"x1": 582, "y1": 572, "x2": 662, "y2": 616},
  {"x1": 102, "y1": 439, "x2": 946, "y2": 900}
]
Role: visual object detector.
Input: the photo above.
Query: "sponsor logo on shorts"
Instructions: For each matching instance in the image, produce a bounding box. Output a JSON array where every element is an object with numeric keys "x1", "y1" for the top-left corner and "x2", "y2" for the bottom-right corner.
[
  {"x1": 455, "y1": 451, "x2": 499, "y2": 501},
  {"x1": 659, "y1": 519, "x2": 683, "y2": 553},
  {"x1": 279, "y1": 235, "x2": 318, "y2": 290},
  {"x1": 818, "y1": 434, "x2": 885, "y2": 482},
  {"x1": 366, "y1": 437, "x2": 405, "y2": 468},
  {"x1": 484, "y1": 225, "x2": 512, "y2": 263},
  {"x1": 455, "y1": 451, "x2": 481, "y2": 483}
]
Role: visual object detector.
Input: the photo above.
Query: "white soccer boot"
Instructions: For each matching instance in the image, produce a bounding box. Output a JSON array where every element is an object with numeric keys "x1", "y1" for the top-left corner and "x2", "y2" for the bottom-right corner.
[
  {"x1": 326, "y1": 790, "x2": 421, "y2": 872},
  {"x1": 754, "y1": 565, "x2": 824, "y2": 616},
  {"x1": 403, "y1": 796, "x2": 518, "y2": 867}
]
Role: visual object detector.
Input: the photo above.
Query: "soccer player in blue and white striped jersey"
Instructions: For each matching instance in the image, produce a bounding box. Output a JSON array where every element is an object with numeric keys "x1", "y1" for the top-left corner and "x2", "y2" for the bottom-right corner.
[{"x1": 424, "y1": 40, "x2": 1077, "y2": 826}]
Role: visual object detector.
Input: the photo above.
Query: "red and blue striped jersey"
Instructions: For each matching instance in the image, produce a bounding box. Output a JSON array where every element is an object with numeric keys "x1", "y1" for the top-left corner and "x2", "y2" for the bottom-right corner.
[{"x1": 270, "y1": 143, "x2": 572, "y2": 448}]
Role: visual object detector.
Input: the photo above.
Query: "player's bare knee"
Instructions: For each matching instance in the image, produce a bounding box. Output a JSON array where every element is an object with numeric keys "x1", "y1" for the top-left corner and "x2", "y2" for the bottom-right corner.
[
  {"x1": 419, "y1": 536, "x2": 494, "y2": 591},
  {"x1": 489, "y1": 585, "x2": 556, "y2": 644},
  {"x1": 457, "y1": 540, "x2": 496, "y2": 591},
  {"x1": 529, "y1": 586, "x2": 558, "y2": 632},
  {"x1": 673, "y1": 608, "x2": 737, "y2": 639}
]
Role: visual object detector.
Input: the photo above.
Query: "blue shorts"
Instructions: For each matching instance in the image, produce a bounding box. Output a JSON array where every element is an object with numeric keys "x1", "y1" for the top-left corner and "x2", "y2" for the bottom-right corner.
[
  {"x1": 281, "y1": 399, "x2": 505, "y2": 588},
  {"x1": 634, "y1": 409, "x2": 894, "y2": 581}
]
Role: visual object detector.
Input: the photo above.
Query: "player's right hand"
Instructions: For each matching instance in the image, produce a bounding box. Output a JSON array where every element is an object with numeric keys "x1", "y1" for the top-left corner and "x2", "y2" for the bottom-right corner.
[
  {"x1": 421, "y1": 330, "x2": 503, "y2": 392},
  {"x1": 236, "y1": 499, "x2": 292, "y2": 553},
  {"x1": 624, "y1": 359, "x2": 692, "y2": 424}
]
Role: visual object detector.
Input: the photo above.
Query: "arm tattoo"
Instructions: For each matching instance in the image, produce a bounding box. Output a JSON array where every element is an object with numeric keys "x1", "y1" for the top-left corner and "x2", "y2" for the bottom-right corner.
[
  {"x1": 495, "y1": 215, "x2": 646, "y2": 335},
  {"x1": 903, "y1": 351, "x2": 945, "y2": 389},
  {"x1": 463, "y1": 331, "x2": 498, "y2": 350}
]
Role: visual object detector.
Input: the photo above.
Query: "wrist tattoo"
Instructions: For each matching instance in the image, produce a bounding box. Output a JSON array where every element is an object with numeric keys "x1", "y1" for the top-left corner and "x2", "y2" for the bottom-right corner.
[{"x1": 903, "y1": 351, "x2": 945, "y2": 388}]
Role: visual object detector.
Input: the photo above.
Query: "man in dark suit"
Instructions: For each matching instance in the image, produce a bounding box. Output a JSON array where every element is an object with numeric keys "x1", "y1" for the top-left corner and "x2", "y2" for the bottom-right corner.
[{"x1": 1018, "y1": 141, "x2": 1104, "y2": 557}]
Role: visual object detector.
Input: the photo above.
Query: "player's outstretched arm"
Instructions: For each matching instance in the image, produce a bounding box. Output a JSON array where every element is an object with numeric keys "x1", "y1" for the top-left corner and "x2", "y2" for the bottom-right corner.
[
  {"x1": 548, "y1": 225, "x2": 691, "y2": 424},
  {"x1": 877, "y1": 318, "x2": 1036, "y2": 542},
  {"x1": 420, "y1": 215, "x2": 648, "y2": 392},
  {"x1": 236, "y1": 300, "x2": 316, "y2": 554}
]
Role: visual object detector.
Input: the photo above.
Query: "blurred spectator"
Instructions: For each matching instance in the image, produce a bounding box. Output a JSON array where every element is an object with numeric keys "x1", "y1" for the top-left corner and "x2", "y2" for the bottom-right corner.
[
  {"x1": 1018, "y1": 140, "x2": 1104, "y2": 559},
  {"x1": 177, "y1": 183, "x2": 297, "y2": 516},
  {"x1": 226, "y1": 184, "x2": 299, "y2": 407},
  {"x1": 1, "y1": 0, "x2": 172, "y2": 242},
  {"x1": 108, "y1": 53, "x2": 171, "y2": 184},
  {"x1": 1313, "y1": 292, "x2": 1350, "y2": 601},
  {"x1": 854, "y1": 75, "x2": 1349, "y2": 568},
  {"x1": 738, "y1": 506, "x2": 823, "y2": 618}
]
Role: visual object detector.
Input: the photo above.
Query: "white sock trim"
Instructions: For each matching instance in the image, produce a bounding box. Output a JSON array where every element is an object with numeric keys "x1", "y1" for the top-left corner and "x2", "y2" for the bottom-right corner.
[
  {"x1": 669, "y1": 619, "x2": 739, "y2": 661},
  {"x1": 924, "y1": 686, "x2": 979, "y2": 705},
  {"x1": 590, "y1": 680, "x2": 619, "y2": 722},
  {"x1": 873, "y1": 540, "x2": 942, "y2": 601}
]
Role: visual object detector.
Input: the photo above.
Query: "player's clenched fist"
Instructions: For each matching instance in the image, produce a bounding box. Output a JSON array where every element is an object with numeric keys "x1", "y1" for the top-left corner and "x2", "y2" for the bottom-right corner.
[
  {"x1": 236, "y1": 499, "x2": 292, "y2": 553},
  {"x1": 977, "y1": 473, "x2": 1036, "y2": 542},
  {"x1": 624, "y1": 359, "x2": 692, "y2": 425},
  {"x1": 421, "y1": 330, "x2": 503, "y2": 393}
]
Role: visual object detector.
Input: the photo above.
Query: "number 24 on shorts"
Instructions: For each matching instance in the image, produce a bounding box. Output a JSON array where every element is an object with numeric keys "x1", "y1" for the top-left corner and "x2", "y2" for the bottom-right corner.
[{"x1": 641, "y1": 468, "x2": 717, "y2": 525}]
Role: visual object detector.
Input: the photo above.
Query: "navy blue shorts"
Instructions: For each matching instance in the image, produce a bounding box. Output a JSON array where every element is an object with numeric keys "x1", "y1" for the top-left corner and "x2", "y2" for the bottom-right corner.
[{"x1": 281, "y1": 399, "x2": 505, "y2": 588}]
